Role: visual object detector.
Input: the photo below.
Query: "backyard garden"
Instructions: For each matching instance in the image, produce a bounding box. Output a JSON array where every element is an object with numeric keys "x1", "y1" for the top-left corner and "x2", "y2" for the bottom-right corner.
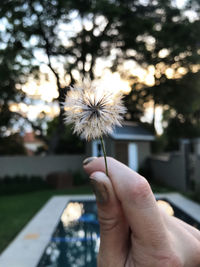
[{"x1": 0, "y1": 0, "x2": 200, "y2": 265}]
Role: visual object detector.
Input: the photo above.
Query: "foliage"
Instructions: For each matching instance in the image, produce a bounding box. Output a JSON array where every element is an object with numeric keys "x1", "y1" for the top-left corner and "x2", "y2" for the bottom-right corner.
[
  {"x1": 0, "y1": 0, "x2": 40, "y2": 136},
  {"x1": 0, "y1": 39, "x2": 28, "y2": 138},
  {"x1": 72, "y1": 170, "x2": 88, "y2": 186},
  {"x1": 0, "y1": 175, "x2": 50, "y2": 195},
  {"x1": 99, "y1": 0, "x2": 200, "y2": 150},
  {"x1": 0, "y1": 171, "x2": 89, "y2": 195},
  {"x1": 161, "y1": 72, "x2": 200, "y2": 150},
  {"x1": 0, "y1": 0, "x2": 199, "y2": 152},
  {"x1": 0, "y1": 134, "x2": 26, "y2": 155},
  {"x1": 47, "y1": 117, "x2": 85, "y2": 154},
  {"x1": 120, "y1": 1, "x2": 200, "y2": 131}
]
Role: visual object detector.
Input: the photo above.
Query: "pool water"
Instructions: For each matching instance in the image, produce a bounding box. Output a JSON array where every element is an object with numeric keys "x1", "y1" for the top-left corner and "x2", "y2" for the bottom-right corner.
[
  {"x1": 37, "y1": 201, "x2": 99, "y2": 267},
  {"x1": 37, "y1": 199, "x2": 200, "y2": 267}
]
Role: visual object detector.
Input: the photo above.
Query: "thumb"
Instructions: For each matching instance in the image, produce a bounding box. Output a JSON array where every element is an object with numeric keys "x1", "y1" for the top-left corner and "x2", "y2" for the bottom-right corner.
[{"x1": 89, "y1": 171, "x2": 129, "y2": 266}]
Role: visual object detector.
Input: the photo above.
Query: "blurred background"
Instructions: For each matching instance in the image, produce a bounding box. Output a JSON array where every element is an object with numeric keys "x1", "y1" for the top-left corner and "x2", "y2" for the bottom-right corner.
[
  {"x1": 0, "y1": 0, "x2": 200, "y2": 255},
  {"x1": 0, "y1": 0, "x2": 199, "y2": 156}
]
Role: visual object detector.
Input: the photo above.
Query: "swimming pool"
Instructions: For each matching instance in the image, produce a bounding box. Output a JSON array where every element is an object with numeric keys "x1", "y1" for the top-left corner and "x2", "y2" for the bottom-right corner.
[
  {"x1": 37, "y1": 198, "x2": 200, "y2": 267},
  {"x1": 37, "y1": 200, "x2": 100, "y2": 267}
]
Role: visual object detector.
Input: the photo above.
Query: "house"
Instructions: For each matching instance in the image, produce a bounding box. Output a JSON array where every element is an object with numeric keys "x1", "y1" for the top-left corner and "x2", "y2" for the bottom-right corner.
[
  {"x1": 23, "y1": 132, "x2": 46, "y2": 156},
  {"x1": 86, "y1": 122, "x2": 155, "y2": 172}
]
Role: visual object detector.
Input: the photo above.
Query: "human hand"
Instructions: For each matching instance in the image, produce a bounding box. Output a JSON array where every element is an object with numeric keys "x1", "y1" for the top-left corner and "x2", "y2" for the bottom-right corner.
[{"x1": 83, "y1": 157, "x2": 200, "y2": 267}]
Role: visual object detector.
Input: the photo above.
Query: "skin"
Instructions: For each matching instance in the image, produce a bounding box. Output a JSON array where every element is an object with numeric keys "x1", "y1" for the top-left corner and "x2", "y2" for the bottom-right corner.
[{"x1": 83, "y1": 157, "x2": 200, "y2": 267}]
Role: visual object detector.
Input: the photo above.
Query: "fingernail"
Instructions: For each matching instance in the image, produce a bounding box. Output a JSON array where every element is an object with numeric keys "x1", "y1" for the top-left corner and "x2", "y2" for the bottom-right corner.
[
  {"x1": 90, "y1": 179, "x2": 109, "y2": 204},
  {"x1": 83, "y1": 157, "x2": 97, "y2": 166}
]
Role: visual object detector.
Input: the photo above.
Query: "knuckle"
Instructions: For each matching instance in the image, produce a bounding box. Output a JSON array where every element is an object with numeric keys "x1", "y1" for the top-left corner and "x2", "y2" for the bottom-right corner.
[
  {"x1": 163, "y1": 254, "x2": 183, "y2": 267},
  {"x1": 127, "y1": 176, "x2": 151, "y2": 201},
  {"x1": 106, "y1": 156, "x2": 115, "y2": 165},
  {"x1": 98, "y1": 215, "x2": 119, "y2": 232},
  {"x1": 154, "y1": 252, "x2": 183, "y2": 267}
]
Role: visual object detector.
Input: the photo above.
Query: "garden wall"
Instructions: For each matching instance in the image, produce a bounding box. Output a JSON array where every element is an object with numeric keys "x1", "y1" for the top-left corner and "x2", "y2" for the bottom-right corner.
[
  {"x1": 0, "y1": 155, "x2": 85, "y2": 179},
  {"x1": 192, "y1": 156, "x2": 200, "y2": 192},
  {"x1": 150, "y1": 153, "x2": 187, "y2": 191}
]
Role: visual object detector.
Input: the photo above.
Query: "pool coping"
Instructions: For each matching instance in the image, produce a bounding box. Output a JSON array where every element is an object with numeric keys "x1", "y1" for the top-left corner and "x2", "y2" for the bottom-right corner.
[{"x1": 0, "y1": 193, "x2": 200, "y2": 267}]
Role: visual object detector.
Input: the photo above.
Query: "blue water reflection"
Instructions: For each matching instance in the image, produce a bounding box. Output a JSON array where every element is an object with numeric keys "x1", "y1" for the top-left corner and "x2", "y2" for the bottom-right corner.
[{"x1": 37, "y1": 201, "x2": 100, "y2": 267}]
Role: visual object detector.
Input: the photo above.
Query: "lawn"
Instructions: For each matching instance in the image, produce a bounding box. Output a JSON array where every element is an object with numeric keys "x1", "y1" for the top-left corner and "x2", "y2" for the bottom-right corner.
[{"x1": 0, "y1": 186, "x2": 92, "y2": 254}]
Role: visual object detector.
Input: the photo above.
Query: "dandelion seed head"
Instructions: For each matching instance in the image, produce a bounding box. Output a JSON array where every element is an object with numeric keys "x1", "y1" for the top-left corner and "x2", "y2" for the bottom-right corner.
[{"x1": 63, "y1": 85, "x2": 126, "y2": 140}]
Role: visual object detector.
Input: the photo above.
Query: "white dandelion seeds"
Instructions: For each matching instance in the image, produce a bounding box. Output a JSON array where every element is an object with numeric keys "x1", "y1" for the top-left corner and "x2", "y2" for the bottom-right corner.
[{"x1": 63, "y1": 85, "x2": 127, "y2": 141}]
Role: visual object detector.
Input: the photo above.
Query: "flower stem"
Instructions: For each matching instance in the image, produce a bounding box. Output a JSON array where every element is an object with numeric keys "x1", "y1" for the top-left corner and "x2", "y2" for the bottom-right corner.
[{"x1": 100, "y1": 136, "x2": 108, "y2": 176}]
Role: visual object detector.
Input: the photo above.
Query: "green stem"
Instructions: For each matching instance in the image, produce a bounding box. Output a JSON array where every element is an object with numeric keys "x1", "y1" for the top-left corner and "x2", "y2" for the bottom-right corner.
[{"x1": 100, "y1": 136, "x2": 108, "y2": 176}]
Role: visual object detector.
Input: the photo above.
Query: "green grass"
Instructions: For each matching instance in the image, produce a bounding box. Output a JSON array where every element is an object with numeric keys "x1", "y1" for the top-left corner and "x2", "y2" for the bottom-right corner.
[{"x1": 0, "y1": 186, "x2": 92, "y2": 253}]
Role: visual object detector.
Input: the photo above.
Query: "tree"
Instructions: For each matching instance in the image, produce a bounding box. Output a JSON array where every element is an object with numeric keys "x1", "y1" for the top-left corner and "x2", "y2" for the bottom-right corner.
[
  {"x1": 0, "y1": 1, "x2": 38, "y2": 153},
  {"x1": 102, "y1": 0, "x2": 200, "y2": 149},
  {"x1": 0, "y1": 134, "x2": 26, "y2": 155},
  {"x1": 70, "y1": 0, "x2": 200, "y2": 141},
  {"x1": 161, "y1": 71, "x2": 200, "y2": 150},
  {"x1": 0, "y1": 0, "x2": 199, "y2": 153},
  {"x1": 46, "y1": 117, "x2": 85, "y2": 154},
  {"x1": 0, "y1": 0, "x2": 129, "y2": 152},
  {"x1": 113, "y1": 1, "x2": 199, "y2": 114}
]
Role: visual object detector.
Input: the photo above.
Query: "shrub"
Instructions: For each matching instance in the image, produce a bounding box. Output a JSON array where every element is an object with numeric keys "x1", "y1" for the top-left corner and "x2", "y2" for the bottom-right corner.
[
  {"x1": 72, "y1": 171, "x2": 88, "y2": 186},
  {"x1": 0, "y1": 175, "x2": 50, "y2": 195}
]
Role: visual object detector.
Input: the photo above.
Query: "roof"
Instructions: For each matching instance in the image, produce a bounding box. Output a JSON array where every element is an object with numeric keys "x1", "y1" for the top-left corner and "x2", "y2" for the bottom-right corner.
[{"x1": 109, "y1": 122, "x2": 155, "y2": 141}]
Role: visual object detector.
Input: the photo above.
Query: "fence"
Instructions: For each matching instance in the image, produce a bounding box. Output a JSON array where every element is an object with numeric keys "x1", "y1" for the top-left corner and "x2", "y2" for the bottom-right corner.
[{"x1": 0, "y1": 155, "x2": 85, "y2": 179}]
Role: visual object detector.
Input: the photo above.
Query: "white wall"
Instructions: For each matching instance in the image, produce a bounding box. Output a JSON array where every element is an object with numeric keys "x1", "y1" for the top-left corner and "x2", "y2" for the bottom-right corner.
[{"x1": 0, "y1": 155, "x2": 86, "y2": 178}]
